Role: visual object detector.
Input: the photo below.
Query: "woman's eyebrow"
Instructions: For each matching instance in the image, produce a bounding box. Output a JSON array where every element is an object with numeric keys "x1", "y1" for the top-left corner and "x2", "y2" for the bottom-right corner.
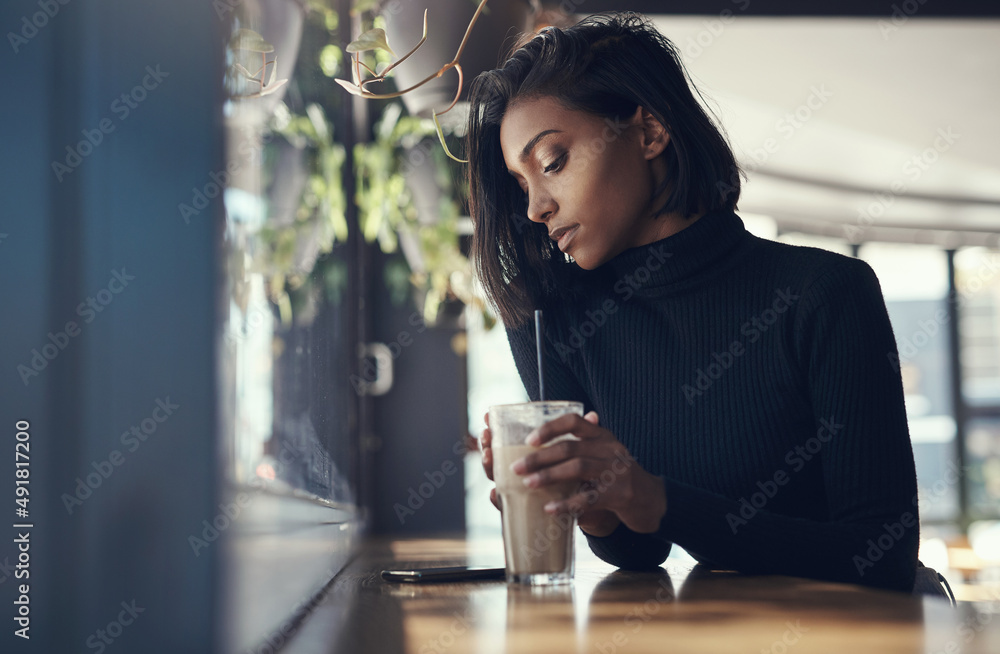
[{"x1": 519, "y1": 129, "x2": 562, "y2": 162}]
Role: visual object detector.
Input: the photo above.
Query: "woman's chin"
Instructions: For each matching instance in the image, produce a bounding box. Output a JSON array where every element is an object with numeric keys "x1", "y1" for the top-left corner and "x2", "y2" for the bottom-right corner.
[{"x1": 567, "y1": 246, "x2": 609, "y2": 271}]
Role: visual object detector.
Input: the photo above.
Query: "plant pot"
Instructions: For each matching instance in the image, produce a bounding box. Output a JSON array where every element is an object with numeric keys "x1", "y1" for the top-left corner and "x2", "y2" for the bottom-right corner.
[{"x1": 381, "y1": 0, "x2": 536, "y2": 117}]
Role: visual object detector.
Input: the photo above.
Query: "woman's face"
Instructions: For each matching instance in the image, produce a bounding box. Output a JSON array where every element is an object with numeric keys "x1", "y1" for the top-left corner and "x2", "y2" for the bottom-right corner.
[{"x1": 499, "y1": 94, "x2": 675, "y2": 270}]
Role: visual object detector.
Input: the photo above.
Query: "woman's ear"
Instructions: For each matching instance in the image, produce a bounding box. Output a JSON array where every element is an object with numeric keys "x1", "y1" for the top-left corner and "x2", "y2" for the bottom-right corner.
[{"x1": 631, "y1": 105, "x2": 670, "y2": 160}]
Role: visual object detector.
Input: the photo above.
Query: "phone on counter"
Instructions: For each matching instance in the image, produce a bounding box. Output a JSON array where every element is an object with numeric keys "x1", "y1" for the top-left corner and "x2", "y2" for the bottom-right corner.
[{"x1": 381, "y1": 566, "x2": 506, "y2": 583}]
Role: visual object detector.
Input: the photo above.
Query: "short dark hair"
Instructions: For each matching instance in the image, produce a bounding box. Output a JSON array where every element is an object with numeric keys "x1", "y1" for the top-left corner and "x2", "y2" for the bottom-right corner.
[{"x1": 466, "y1": 11, "x2": 743, "y2": 326}]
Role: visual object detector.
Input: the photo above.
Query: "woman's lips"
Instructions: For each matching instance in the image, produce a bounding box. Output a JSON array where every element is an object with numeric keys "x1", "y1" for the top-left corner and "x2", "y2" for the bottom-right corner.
[{"x1": 556, "y1": 225, "x2": 579, "y2": 251}]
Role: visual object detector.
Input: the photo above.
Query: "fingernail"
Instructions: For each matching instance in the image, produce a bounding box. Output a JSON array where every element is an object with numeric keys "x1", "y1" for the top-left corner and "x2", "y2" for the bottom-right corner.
[
  {"x1": 526, "y1": 429, "x2": 540, "y2": 446},
  {"x1": 510, "y1": 458, "x2": 525, "y2": 474},
  {"x1": 543, "y1": 501, "x2": 558, "y2": 512},
  {"x1": 523, "y1": 474, "x2": 539, "y2": 487}
]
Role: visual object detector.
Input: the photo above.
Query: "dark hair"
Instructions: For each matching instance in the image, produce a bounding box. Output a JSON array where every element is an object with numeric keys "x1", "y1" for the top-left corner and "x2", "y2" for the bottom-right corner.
[{"x1": 465, "y1": 12, "x2": 743, "y2": 327}]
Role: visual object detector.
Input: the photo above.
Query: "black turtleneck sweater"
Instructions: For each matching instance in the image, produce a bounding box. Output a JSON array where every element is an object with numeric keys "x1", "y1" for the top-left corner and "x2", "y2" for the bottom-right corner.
[{"x1": 504, "y1": 207, "x2": 919, "y2": 592}]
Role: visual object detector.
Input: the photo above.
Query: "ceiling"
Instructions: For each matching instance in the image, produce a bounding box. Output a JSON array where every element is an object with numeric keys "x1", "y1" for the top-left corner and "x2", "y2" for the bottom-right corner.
[{"x1": 641, "y1": 15, "x2": 1000, "y2": 245}]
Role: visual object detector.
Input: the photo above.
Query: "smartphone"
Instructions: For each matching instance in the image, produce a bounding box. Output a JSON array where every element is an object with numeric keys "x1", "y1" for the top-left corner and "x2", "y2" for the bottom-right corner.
[{"x1": 381, "y1": 566, "x2": 506, "y2": 583}]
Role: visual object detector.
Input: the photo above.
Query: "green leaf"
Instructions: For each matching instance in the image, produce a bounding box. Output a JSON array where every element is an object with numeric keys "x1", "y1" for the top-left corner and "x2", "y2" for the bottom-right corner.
[
  {"x1": 231, "y1": 62, "x2": 256, "y2": 80},
  {"x1": 267, "y1": 56, "x2": 278, "y2": 86},
  {"x1": 253, "y1": 78, "x2": 288, "y2": 97},
  {"x1": 230, "y1": 28, "x2": 274, "y2": 53},
  {"x1": 433, "y1": 111, "x2": 468, "y2": 164},
  {"x1": 335, "y1": 78, "x2": 365, "y2": 96},
  {"x1": 346, "y1": 28, "x2": 396, "y2": 58}
]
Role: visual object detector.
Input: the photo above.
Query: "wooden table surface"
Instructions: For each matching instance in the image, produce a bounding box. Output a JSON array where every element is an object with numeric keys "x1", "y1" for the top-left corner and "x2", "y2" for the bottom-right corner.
[{"x1": 292, "y1": 532, "x2": 1000, "y2": 654}]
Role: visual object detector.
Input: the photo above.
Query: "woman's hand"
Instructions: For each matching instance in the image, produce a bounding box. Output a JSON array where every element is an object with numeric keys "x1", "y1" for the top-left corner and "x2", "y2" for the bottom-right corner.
[
  {"x1": 481, "y1": 411, "x2": 666, "y2": 535},
  {"x1": 482, "y1": 411, "x2": 620, "y2": 536}
]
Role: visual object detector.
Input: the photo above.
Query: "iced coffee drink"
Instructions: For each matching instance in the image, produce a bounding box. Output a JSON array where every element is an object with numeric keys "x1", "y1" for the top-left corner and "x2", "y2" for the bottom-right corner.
[{"x1": 489, "y1": 401, "x2": 583, "y2": 585}]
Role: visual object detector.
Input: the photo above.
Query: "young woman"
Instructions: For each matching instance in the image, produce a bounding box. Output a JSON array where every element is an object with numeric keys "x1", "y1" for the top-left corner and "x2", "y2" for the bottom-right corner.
[{"x1": 467, "y1": 12, "x2": 923, "y2": 593}]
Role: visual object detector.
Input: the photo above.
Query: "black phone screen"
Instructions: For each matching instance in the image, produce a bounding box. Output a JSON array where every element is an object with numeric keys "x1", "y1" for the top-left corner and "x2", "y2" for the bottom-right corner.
[{"x1": 380, "y1": 566, "x2": 506, "y2": 583}]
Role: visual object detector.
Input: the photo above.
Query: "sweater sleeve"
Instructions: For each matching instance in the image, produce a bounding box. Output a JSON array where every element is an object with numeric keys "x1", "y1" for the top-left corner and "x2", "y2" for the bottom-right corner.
[
  {"x1": 649, "y1": 258, "x2": 919, "y2": 592},
  {"x1": 505, "y1": 316, "x2": 674, "y2": 570}
]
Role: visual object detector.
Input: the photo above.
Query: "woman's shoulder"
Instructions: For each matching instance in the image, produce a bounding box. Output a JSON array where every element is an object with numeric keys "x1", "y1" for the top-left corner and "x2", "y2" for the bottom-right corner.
[{"x1": 745, "y1": 234, "x2": 879, "y2": 294}]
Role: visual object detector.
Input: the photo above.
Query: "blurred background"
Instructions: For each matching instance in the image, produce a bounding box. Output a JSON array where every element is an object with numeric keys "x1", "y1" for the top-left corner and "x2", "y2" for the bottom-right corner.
[{"x1": 1, "y1": 1, "x2": 998, "y2": 652}]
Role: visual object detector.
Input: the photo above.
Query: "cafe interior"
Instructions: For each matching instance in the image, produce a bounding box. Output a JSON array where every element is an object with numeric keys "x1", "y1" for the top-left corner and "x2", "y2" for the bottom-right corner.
[{"x1": 3, "y1": 0, "x2": 999, "y2": 652}]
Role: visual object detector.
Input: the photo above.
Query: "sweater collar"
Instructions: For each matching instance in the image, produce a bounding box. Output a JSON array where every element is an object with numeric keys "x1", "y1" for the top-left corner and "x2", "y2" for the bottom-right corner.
[{"x1": 599, "y1": 207, "x2": 749, "y2": 287}]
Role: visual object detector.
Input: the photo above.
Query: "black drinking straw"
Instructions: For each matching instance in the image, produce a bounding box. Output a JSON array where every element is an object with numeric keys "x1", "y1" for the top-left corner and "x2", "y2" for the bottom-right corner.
[{"x1": 535, "y1": 309, "x2": 546, "y2": 401}]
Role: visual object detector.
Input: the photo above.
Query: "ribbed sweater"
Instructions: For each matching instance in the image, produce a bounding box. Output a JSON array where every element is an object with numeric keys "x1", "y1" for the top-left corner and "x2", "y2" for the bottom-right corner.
[{"x1": 504, "y1": 207, "x2": 920, "y2": 592}]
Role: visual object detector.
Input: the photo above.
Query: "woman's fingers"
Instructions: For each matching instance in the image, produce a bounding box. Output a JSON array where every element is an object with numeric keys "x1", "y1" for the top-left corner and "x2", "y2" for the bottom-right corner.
[
  {"x1": 543, "y1": 490, "x2": 598, "y2": 517},
  {"x1": 490, "y1": 487, "x2": 500, "y2": 511},
  {"x1": 482, "y1": 445, "x2": 494, "y2": 482},
  {"x1": 510, "y1": 439, "x2": 580, "y2": 474},
  {"x1": 480, "y1": 418, "x2": 494, "y2": 481},
  {"x1": 482, "y1": 446, "x2": 494, "y2": 481},
  {"x1": 521, "y1": 457, "x2": 602, "y2": 489},
  {"x1": 527, "y1": 413, "x2": 603, "y2": 447}
]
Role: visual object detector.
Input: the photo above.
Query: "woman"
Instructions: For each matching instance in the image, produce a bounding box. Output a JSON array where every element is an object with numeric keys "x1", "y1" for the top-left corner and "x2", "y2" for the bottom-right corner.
[{"x1": 467, "y1": 12, "x2": 924, "y2": 593}]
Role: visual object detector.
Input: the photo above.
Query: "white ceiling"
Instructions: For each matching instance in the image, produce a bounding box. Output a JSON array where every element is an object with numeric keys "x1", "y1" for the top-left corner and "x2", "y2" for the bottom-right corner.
[{"x1": 649, "y1": 16, "x2": 1000, "y2": 245}]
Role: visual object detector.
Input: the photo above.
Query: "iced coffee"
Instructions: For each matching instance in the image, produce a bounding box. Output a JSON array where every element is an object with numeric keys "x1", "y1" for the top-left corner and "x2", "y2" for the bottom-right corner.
[{"x1": 489, "y1": 401, "x2": 583, "y2": 585}]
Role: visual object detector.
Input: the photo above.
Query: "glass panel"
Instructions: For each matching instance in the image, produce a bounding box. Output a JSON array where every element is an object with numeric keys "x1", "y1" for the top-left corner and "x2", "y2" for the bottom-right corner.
[
  {"x1": 955, "y1": 248, "x2": 1000, "y2": 407},
  {"x1": 860, "y1": 243, "x2": 958, "y2": 521},
  {"x1": 465, "y1": 306, "x2": 527, "y2": 535},
  {"x1": 219, "y1": 1, "x2": 355, "y2": 504},
  {"x1": 966, "y1": 419, "x2": 1000, "y2": 517}
]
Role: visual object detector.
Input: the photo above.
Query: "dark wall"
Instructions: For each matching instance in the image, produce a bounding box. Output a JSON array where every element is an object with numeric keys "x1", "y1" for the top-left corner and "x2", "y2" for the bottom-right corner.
[
  {"x1": 0, "y1": 1, "x2": 222, "y2": 652},
  {"x1": 369, "y1": 250, "x2": 469, "y2": 535}
]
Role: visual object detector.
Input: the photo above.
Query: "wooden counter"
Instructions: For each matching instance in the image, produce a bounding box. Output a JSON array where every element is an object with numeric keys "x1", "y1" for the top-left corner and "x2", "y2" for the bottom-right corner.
[{"x1": 283, "y1": 532, "x2": 1000, "y2": 654}]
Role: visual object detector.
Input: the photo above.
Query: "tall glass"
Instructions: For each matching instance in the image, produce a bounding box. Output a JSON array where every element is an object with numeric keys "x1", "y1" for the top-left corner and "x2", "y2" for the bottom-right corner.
[{"x1": 489, "y1": 401, "x2": 583, "y2": 585}]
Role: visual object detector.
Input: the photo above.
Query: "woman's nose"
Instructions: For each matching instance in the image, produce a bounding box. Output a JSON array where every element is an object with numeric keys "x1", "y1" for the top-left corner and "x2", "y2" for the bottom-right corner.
[{"x1": 526, "y1": 192, "x2": 556, "y2": 224}]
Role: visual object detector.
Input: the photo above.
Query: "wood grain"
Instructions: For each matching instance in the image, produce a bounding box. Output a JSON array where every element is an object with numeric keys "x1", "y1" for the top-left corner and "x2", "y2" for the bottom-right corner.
[{"x1": 281, "y1": 534, "x2": 1000, "y2": 654}]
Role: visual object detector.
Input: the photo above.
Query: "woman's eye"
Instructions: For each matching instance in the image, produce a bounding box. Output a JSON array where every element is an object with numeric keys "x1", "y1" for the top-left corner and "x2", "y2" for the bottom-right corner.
[{"x1": 543, "y1": 153, "x2": 566, "y2": 174}]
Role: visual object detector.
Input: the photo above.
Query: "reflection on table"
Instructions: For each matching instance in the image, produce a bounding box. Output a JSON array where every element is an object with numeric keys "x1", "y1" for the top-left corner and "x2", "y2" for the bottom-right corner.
[{"x1": 287, "y1": 532, "x2": 999, "y2": 654}]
